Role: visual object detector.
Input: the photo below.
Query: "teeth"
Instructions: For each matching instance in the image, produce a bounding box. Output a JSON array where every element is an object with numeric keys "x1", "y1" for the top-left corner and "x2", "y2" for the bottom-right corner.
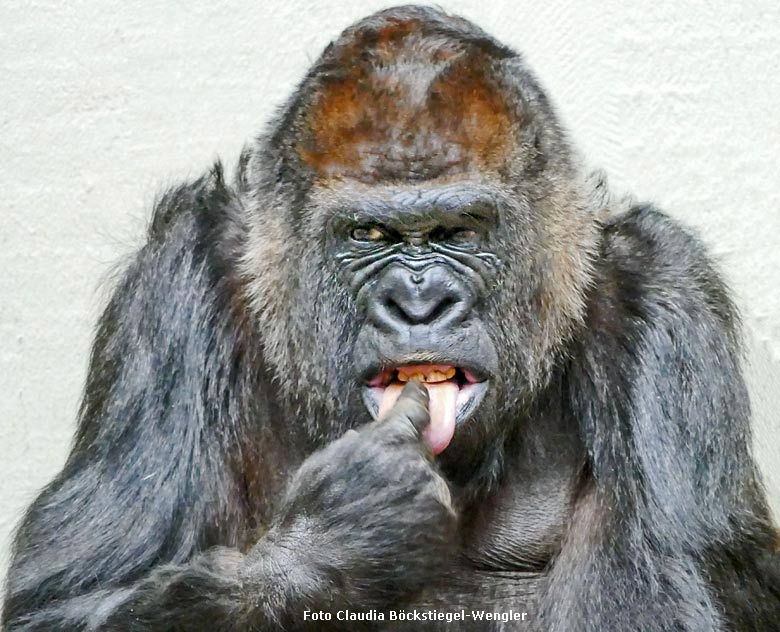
[
  {"x1": 397, "y1": 371, "x2": 424, "y2": 382},
  {"x1": 396, "y1": 367, "x2": 457, "y2": 383}
]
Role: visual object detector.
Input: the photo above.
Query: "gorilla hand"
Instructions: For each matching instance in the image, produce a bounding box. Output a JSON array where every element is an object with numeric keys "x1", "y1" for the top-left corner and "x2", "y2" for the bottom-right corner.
[{"x1": 240, "y1": 382, "x2": 457, "y2": 623}]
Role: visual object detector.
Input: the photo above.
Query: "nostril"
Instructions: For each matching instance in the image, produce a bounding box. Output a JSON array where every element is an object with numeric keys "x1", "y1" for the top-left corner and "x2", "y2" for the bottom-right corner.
[
  {"x1": 384, "y1": 297, "x2": 410, "y2": 324},
  {"x1": 426, "y1": 296, "x2": 457, "y2": 324}
]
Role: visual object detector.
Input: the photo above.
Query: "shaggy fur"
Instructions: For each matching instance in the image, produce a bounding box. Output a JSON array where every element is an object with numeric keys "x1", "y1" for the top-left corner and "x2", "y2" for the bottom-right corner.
[{"x1": 3, "y1": 6, "x2": 779, "y2": 631}]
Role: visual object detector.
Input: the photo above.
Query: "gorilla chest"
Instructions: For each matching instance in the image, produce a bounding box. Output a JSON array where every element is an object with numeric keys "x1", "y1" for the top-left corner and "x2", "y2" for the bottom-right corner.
[
  {"x1": 461, "y1": 470, "x2": 573, "y2": 573},
  {"x1": 403, "y1": 467, "x2": 575, "y2": 628}
]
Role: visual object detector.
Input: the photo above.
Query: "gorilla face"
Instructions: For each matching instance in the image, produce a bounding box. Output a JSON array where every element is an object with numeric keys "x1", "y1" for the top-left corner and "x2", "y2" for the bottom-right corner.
[
  {"x1": 326, "y1": 182, "x2": 502, "y2": 454},
  {"x1": 241, "y1": 9, "x2": 597, "y2": 467}
]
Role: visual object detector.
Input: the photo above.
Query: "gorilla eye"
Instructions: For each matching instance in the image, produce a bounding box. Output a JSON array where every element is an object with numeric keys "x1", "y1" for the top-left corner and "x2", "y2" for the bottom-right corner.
[
  {"x1": 448, "y1": 228, "x2": 478, "y2": 245},
  {"x1": 351, "y1": 226, "x2": 387, "y2": 242}
]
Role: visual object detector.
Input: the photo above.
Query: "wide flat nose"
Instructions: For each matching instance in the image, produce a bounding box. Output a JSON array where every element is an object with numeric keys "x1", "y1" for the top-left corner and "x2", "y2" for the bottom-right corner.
[{"x1": 369, "y1": 264, "x2": 472, "y2": 332}]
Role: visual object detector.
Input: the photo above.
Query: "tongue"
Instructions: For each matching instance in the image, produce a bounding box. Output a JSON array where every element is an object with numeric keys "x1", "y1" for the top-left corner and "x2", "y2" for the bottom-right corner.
[{"x1": 377, "y1": 382, "x2": 459, "y2": 454}]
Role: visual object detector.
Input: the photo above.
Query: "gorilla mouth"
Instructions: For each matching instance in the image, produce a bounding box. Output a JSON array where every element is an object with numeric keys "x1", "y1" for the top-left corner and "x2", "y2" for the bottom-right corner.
[{"x1": 362, "y1": 364, "x2": 488, "y2": 454}]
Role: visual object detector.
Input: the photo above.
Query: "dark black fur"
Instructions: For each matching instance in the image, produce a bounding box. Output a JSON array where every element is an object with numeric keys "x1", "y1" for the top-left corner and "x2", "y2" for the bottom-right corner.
[{"x1": 3, "y1": 6, "x2": 779, "y2": 631}]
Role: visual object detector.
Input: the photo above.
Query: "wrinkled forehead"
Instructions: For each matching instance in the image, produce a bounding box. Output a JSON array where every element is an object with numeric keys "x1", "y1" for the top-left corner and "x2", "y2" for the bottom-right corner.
[{"x1": 295, "y1": 19, "x2": 517, "y2": 184}]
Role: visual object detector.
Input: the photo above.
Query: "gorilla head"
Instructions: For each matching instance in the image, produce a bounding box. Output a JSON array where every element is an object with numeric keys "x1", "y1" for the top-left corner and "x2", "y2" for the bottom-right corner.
[{"x1": 240, "y1": 7, "x2": 597, "y2": 480}]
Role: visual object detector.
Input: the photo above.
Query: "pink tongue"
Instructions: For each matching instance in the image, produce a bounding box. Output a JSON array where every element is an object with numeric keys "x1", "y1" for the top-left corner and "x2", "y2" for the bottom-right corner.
[{"x1": 377, "y1": 382, "x2": 459, "y2": 454}]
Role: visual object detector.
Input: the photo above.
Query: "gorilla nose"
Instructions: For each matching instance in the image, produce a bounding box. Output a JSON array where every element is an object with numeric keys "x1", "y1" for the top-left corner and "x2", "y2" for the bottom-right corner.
[{"x1": 371, "y1": 265, "x2": 472, "y2": 331}]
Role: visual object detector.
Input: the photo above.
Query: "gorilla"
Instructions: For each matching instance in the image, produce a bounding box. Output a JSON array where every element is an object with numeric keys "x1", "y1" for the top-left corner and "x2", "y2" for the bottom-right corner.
[{"x1": 3, "y1": 5, "x2": 779, "y2": 631}]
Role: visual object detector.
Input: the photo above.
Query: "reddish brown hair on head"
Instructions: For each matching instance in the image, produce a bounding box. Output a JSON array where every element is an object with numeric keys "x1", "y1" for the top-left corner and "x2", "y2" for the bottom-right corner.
[{"x1": 297, "y1": 15, "x2": 517, "y2": 183}]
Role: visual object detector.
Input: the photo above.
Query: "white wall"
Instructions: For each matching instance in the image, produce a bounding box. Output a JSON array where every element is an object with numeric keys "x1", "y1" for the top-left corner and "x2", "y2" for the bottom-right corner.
[{"x1": 1, "y1": 0, "x2": 779, "y2": 583}]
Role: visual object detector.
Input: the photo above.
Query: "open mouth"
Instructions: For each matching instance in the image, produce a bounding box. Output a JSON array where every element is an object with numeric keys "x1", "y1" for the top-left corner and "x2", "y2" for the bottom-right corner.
[{"x1": 362, "y1": 364, "x2": 489, "y2": 454}]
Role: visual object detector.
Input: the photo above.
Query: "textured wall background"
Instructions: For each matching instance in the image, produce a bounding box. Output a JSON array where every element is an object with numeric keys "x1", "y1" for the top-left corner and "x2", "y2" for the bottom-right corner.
[{"x1": 1, "y1": 0, "x2": 779, "y2": 584}]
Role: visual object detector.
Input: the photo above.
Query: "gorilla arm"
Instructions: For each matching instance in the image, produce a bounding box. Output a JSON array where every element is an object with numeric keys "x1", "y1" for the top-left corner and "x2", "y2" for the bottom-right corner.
[
  {"x1": 538, "y1": 205, "x2": 780, "y2": 630},
  {"x1": 1, "y1": 170, "x2": 455, "y2": 631}
]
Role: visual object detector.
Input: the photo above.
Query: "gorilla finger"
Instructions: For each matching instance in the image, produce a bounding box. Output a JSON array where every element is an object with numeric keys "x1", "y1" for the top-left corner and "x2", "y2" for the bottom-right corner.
[{"x1": 384, "y1": 382, "x2": 430, "y2": 435}]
